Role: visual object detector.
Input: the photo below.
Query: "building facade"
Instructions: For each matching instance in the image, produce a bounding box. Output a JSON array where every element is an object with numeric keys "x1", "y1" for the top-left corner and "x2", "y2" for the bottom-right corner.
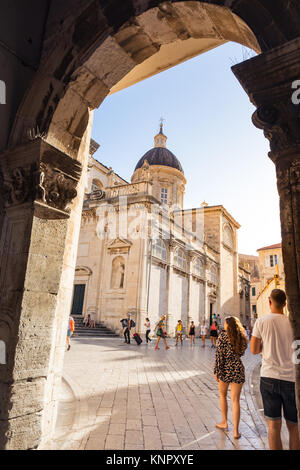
[
  {"x1": 240, "y1": 243, "x2": 287, "y2": 322},
  {"x1": 72, "y1": 127, "x2": 250, "y2": 335}
]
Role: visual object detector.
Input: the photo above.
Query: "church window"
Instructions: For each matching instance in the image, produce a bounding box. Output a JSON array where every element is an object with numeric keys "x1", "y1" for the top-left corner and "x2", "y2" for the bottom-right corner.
[
  {"x1": 210, "y1": 267, "x2": 218, "y2": 285},
  {"x1": 174, "y1": 248, "x2": 187, "y2": 271},
  {"x1": 193, "y1": 258, "x2": 204, "y2": 277},
  {"x1": 152, "y1": 238, "x2": 167, "y2": 261},
  {"x1": 110, "y1": 256, "x2": 125, "y2": 289},
  {"x1": 161, "y1": 188, "x2": 168, "y2": 205},
  {"x1": 223, "y1": 225, "x2": 234, "y2": 249}
]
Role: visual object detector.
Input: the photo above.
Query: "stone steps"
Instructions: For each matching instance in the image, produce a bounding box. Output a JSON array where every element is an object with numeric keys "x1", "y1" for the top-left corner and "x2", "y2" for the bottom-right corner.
[{"x1": 71, "y1": 315, "x2": 119, "y2": 338}]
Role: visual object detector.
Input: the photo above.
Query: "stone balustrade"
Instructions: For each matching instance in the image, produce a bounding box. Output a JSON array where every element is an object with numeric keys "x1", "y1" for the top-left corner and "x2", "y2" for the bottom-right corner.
[{"x1": 106, "y1": 181, "x2": 152, "y2": 199}]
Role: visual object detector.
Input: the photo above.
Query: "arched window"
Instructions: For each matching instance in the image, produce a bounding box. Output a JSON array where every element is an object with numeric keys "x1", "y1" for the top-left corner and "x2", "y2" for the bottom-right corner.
[
  {"x1": 110, "y1": 256, "x2": 125, "y2": 289},
  {"x1": 210, "y1": 266, "x2": 218, "y2": 285},
  {"x1": 174, "y1": 248, "x2": 187, "y2": 271},
  {"x1": 152, "y1": 238, "x2": 167, "y2": 261},
  {"x1": 223, "y1": 225, "x2": 234, "y2": 249},
  {"x1": 193, "y1": 258, "x2": 204, "y2": 277}
]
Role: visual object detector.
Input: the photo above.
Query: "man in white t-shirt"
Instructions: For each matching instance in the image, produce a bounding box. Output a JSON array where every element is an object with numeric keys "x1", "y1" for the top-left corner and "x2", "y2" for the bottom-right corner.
[{"x1": 251, "y1": 289, "x2": 300, "y2": 450}]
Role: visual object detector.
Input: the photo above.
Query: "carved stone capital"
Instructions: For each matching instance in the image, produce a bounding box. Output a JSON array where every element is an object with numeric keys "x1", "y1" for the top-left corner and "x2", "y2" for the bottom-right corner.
[
  {"x1": 232, "y1": 38, "x2": 300, "y2": 163},
  {"x1": 252, "y1": 104, "x2": 300, "y2": 162},
  {"x1": 0, "y1": 139, "x2": 82, "y2": 219}
]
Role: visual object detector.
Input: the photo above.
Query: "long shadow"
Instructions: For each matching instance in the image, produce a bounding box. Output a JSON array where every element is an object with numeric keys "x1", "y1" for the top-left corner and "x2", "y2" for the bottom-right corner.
[{"x1": 52, "y1": 337, "x2": 266, "y2": 450}]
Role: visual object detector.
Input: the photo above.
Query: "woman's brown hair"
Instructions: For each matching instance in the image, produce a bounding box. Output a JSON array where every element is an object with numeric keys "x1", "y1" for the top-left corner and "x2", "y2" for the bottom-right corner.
[{"x1": 225, "y1": 316, "x2": 247, "y2": 355}]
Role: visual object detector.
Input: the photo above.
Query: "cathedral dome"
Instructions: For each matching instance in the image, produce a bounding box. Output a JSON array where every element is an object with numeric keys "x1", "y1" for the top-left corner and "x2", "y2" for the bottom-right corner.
[
  {"x1": 134, "y1": 123, "x2": 184, "y2": 174},
  {"x1": 135, "y1": 147, "x2": 183, "y2": 173}
]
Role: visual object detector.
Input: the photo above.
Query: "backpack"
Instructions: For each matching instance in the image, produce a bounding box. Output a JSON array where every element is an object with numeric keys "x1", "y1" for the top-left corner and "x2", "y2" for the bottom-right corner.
[
  {"x1": 130, "y1": 319, "x2": 136, "y2": 328},
  {"x1": 120, "y1": 318, "x2": 128, "y2": 328}
]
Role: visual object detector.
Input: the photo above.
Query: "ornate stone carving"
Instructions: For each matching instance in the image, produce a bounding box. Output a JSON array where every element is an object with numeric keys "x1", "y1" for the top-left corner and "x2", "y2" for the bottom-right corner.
[
  {"x1": 252, "y1": 105, "x2": 299, "y2": 157},
  {"x1": 0, "y1": 139, "x2": 82, "y2": 218},
  {"x1": 85, "y1": 189, "x2": 106, "y2": 201},
  {"x1": 232, "y1": 40, "x2": 300, "y2": 163},
  {"x1": 140, "y1": 159, "x2": 150, "y2": 181}
]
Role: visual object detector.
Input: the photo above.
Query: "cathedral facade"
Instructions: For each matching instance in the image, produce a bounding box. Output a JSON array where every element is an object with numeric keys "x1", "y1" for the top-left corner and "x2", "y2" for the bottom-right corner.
[{"x1": 72, "y1": 126, "x2": 250, "y2": 336}]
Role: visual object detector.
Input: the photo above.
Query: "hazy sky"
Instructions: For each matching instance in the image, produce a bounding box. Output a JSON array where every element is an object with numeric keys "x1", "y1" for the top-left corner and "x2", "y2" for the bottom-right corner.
[{"x1": 91, "y1": 41, "x2": 281, "y2": 256}]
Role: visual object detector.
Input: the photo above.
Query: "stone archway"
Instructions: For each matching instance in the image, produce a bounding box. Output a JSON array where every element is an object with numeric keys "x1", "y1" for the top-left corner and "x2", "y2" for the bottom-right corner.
[{"x1": 1, "y1": 0, "x2": 300, "y2": 450}]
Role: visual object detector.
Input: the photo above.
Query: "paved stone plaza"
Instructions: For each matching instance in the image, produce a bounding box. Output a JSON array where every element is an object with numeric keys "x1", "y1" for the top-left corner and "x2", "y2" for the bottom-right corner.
[{"x1": 44, "y1": 337, "x2": 290, "y2": 451}]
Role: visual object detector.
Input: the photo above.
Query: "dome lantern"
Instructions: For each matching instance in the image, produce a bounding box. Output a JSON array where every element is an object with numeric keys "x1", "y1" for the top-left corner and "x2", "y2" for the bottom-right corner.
[{"x1": 154, "y1": 120, "x2": 167, "y2": 148}]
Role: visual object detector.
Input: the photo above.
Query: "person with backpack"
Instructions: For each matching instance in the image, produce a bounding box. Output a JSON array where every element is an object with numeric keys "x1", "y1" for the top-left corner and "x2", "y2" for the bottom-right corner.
[
  {"x1": 67, "y1": 315, "x2": 75, "y2": 351},
  {"x1": 120, "y1": 313, "x2": 136, "y2": 344}
]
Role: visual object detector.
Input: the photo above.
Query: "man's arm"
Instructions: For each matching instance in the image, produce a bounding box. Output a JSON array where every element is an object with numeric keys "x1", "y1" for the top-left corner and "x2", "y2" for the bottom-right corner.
[{"x1": 250, "y1": 335, "x2": 262, "y2": 355}]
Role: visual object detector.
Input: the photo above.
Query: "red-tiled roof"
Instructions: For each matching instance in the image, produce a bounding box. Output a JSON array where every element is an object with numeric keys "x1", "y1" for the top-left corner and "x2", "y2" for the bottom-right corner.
[{"x1": 257, "y1": 243, "x2": 282, "y2": 252}]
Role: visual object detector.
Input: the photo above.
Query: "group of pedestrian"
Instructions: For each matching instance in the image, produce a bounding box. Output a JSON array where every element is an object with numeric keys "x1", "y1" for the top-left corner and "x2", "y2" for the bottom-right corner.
[
  {"x1": 66, "y1": 287, "x2": 299, "y2": 450},
  {"x1": 214, "y1": 289, "x2": 299, "y2": 450}
]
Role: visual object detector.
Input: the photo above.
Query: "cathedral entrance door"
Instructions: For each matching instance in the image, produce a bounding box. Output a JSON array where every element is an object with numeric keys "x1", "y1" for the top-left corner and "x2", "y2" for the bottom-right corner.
[{"x1": 71, "y1": 284, "x2": 86, "y2": 315}]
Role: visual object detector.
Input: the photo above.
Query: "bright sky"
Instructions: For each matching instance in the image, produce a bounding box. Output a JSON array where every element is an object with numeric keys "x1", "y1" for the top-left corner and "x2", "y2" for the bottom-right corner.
[{"x1": 91, "y1": 41, "x2": 281, "y2": 256}]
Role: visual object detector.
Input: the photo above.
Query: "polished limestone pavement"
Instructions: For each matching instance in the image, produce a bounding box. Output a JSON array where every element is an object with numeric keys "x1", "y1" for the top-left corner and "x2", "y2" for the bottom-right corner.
[{"x1": 44, "y1": 336, "x2": 290, "y2": 450}]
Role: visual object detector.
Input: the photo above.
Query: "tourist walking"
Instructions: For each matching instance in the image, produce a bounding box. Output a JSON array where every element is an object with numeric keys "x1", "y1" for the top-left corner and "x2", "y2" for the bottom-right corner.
[
  {"x1": 210, "y1": 320, "x2": 219, "y2": 348},
  {"x1": 251, "y1": 289, "x2": 300, "y2": 450},
  {"x1": 246, "y1": 326, "x2": 251, "y2": 341},
  {"x1": 154, "y1": 315, "x2": 170, "y2": 351},
  {"x1": 200, "y1": 321, "x2": 208, "y2": 348},
  {"x1": 175, "y1": 320, "x2": 183, "y2": 346},
  {"x1": 214, "y1": 316, "x2": 248, "y2": 439},
  {"x1": 145, "y1": 317, "x2": 151, "y2": 343},
  {"x1": 67, "y1": 315, "x2": 75, "y2": 351},
  {"x1": 188, "y1": 321, "x2": 195, "y2": 345},
  {"x1": 120, "y1": 313, "x2": 132, "y2": 344}
]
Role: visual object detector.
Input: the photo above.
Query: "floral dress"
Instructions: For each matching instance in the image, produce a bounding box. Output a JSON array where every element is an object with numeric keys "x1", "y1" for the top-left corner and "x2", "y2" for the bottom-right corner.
[
  {"x1": 156, "y1": 320, "x2": 165, "y2": 337},
  {"x1": 214, "y1": 331, "x2": 247, "y2": 384}
]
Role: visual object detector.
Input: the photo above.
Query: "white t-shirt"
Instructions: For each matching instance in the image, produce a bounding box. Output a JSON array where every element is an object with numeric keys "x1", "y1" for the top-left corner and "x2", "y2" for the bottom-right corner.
[
  {"x1": 200, "y1": 325, "x2": 207, "y2": 336},
  {"x1": 252, "y1": 313, "x2": 295, "y2": 382}
]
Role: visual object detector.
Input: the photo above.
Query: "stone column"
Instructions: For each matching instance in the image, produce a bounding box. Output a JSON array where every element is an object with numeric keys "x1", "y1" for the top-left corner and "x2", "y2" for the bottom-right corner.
[
  {"x1": 232, "y1": 37, "x2": 300, "y2": 423},
  {"x1": 186, "y1": 253, "x2": 193, "y2": 327},
  {"x1": 0, "y1": 138, "x2": 82, "y2": 449},
  {"x1": 166, "y1": 239, "x2": 175, "y2": 336}
]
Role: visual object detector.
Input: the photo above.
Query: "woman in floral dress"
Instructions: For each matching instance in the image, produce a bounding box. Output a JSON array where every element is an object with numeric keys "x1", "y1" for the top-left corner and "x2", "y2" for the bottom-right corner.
[
  {"x1": 154, "y1": 315, "x2": 170, "y2": 351},
  {"x1": 214, "y1": 316, "x2": 248, "y2": 439}
]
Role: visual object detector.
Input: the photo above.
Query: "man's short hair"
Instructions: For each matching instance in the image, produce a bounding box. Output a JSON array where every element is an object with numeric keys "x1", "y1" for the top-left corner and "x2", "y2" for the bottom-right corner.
[{"x1": 270, "y1": 289, "x2": 286, "y2": 308}]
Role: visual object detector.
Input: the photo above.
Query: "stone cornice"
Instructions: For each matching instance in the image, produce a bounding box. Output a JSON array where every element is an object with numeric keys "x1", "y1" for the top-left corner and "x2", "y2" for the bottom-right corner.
[{"x1": 232, "y1": 38, "x2": 300, "y2": 102}]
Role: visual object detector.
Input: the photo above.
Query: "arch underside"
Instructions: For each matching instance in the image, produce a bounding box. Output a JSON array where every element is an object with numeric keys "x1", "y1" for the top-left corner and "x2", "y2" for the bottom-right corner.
[{"x1": 10, "y1": 0, "x2": 300, "y2": 157}]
